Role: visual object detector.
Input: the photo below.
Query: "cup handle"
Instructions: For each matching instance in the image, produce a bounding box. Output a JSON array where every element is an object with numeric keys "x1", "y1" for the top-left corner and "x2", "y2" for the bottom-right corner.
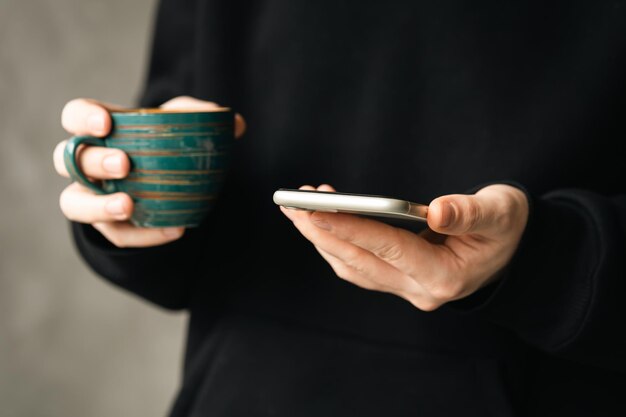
[{"x1": 63, "y1": 135, "x2": 110, "y2": 195}]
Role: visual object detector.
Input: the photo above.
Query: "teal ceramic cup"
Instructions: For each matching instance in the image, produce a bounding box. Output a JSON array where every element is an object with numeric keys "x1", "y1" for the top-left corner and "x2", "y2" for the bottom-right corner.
[{"x1": 63, "y1": 108, "x2": 235, "y2": 228}]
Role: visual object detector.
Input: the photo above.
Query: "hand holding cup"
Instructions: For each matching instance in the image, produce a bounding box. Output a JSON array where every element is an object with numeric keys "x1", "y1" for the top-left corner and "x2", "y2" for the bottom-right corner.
[{"x1": 53, "y1": 96, "x2": 246, "y2": 247}]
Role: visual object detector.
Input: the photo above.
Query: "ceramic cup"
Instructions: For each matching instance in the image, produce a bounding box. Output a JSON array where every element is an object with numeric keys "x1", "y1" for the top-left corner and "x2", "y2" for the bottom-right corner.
[{"x1": 63, "y1": 108, "x2": 235, "y2": 228}]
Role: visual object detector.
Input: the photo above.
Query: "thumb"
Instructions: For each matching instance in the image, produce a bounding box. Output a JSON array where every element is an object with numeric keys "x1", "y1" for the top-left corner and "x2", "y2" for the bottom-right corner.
[
  {"x1": 427, "y1": 193, "x2": 495, "y2": 236},
  {"x1": 428, "y1": 185, "x2": 529, "y2": 236}
]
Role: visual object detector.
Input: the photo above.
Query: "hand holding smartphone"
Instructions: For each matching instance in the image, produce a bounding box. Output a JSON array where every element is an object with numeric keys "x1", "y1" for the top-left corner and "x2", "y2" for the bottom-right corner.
[{"x1": 273, "y1": 188, "x2": 428, "y2": 222}]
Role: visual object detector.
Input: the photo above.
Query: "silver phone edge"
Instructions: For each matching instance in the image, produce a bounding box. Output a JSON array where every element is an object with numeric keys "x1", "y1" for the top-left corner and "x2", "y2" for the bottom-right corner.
[{"x1": 273, "y1": 190, "x2": 428, "y2": 222}]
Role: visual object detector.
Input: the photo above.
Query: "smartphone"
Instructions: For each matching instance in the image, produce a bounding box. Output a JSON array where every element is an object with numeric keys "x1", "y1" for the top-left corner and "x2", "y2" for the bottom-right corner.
[{"x1": 273, "y1": 188, "x2": 428, "y2": 222}]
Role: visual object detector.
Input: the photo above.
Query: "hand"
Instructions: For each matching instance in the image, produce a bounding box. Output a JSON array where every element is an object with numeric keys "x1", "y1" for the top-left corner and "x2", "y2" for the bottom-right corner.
[
  {"x1": 281, "y1": 184, "x2": 529, "y2": 311},
  {"x1": 53, "y1": 96, "x2": 246, "y2": 248}
]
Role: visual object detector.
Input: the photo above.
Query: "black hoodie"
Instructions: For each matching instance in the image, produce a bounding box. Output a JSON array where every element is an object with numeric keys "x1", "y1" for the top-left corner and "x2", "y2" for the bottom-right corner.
[{"x1": 72, "y1": 1, "x2": 626, "y2": 415}]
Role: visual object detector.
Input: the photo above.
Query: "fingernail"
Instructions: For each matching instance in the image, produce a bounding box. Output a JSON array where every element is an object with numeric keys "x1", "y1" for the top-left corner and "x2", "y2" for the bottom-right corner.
[
  {"x1": 312, "y1": 217, "x2": 332, "y2": 231},
  {"x1": 105, "y1": 197, "x2": 127, "y2": 217},
  {"x1": 439, "y1": 202, "x2": 455, "y2": 228},
  {"x1": 103, "y1": 154, "x2": 123, "y2": 175},
  {"x1": 87, "y1": 113, "x2": 105, "y2": 134},
  {"x1": 162, "y1": 227, "x2": 183, "y2": 238}
]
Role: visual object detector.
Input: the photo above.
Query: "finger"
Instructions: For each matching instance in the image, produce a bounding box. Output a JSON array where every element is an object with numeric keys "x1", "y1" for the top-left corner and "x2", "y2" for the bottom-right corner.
[
  {"x1": 54, "y1": 140, "x2": 130, "y2": 179},
  {"x1": 314, "y1": 246, "x2": 388, "y2": 292},
  {"x1": 233, "y1": 113, "x2": 246, "y2": 139},
  {"x1": 92, "y1": 222, "x2": 185, "y2": 248},
  {"x1": 427, "y1": 184, "x2": 527, "y2": 236},
  {"x1": 59, "y1": 183, "x2": 133, "y2": 223},
  {"x1": 290, "y1": 183, "x2": 435, "y2": 276},
  {"x1": 161, "y1": 96, "x2": 247, "y2": 138},
  {"x1": 282, "y1": 203, "x2": 439, "y2": 309},
  {"x1": 308, "y1": 210, "x2": 438, "y2": 278},
  {"x1": 160, "y1": 96, "x2": 222, "y2": 110},
  {"x1": 281, "y1": 206, "x2": 418, "y2": 293},
  {"x1": 314, "y1": 243, "x2": 439, "y2": 310},
  {"x1": 316, "y1": 184, "x2": 336, "y2": 192},
  {"x1": 53, "y1": 140, "x2": 70, "y2": 177},
  {"x1": 427, "y1": 195, "x2": 485, "y2": 236},
  {"x1": 279, "y1": 184, "x2": 316, "y2": 219},
  {"x1": 61, "y1": 98, "x2": 115, "y2": 137}
]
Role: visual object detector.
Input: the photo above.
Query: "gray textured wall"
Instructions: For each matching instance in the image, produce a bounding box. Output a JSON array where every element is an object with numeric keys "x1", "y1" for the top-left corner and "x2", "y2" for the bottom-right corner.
[{"x1": 0, "y1": 1, "x2": 186, "y2": 416}]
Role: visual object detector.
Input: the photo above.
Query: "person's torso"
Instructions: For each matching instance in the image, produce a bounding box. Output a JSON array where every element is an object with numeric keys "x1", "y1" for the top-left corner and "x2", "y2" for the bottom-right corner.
[{"x1": 157, "y1": 1, "x2": 626, "y2": 415}]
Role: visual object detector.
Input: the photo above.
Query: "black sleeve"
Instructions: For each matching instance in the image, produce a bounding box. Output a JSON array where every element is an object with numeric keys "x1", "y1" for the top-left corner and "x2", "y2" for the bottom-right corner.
[
  {"x1": 454, "y1": 187, "x2": 626, "y2": 372},
  {"x1": 71, "y1": 222, "x2": 209, "y2": 310},
  {"x1": 70, "y1": 0, "x2": 200, "y2": 310}
]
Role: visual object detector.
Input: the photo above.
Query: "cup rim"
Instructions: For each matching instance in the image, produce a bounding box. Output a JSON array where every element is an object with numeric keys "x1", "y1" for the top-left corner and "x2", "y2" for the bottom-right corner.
[{"x1": 112, "y1": 107, "x2": 232, "y2": 114}]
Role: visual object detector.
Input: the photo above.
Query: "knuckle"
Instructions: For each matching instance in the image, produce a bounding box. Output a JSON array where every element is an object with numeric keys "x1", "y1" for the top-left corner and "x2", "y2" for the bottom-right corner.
[
  {"x1": 405, "y1": 292, "x2": 444, "y2": 311},
  {"x1": 103, "y1": 193, "x2": 133, "y2": 219},
  {"x1": 458, "y1": 197, "x2": 481, "y2": 232},
  {"x1": 58, "y1": 188, "x2": 72, "y2": 217},
  {"x1": 163, "y1": 96, "x2": 219, "y2": 109},
  {"x1": 494, "y1": 209, "x2": 513, "y2": 231},
  {"x1": 93, "y1": 223, "x2": 127, "y2": 248},
  {"x1": 53, "y1": 141, "x2": 69, "y2": 175},
  {"x1": 80, "y1": 146, "x2": 104, "y2": 165},
  {"x1": 332, "y1": 264, "x2": 352, "y2": 281},
  {"x1": 466, "y1": 200, "x2": 481, "y2": 229},
  {"x1": 105, "y1": 231, "x2": 129, "y2": 248},
  {"x1": 348, "y1": 260, "x2": 368, "y2": 277},
  {"x1": 163, "y1": 96, "x2": 191, "y2": 107},
  {"x1": 332, "y1": 262, "x2": 367, "y2": 285},
  {"x1": 416, "y1": 299, "x2": 442, "y2": 312},
  {"x1": 120, "y1": 193, "x2": 134, "y2": 213},
  {"x1": 428, "y1": 279, "x2": 464, "y2": 302},
  {"x1": 61, "y1": 98, "x2": 88, "y2": 131},
  {"x1": 376, "y1": 241, "x2": 403, "y2": 262},
  {"x1": 405, "y1": 294, "x2": 440, "y2": 311},
  {"x1": 53, "y1": 140, "x2": 67, "y2": 158},
  {"x1": 235, "y1": 113, "x2": 247, "y2": 137},
  {"x1": 109, "y1": 237, "x2": 128, "y2": 249},
  {"x1": 341, "y1": 246, "x2": 363, "y2": 268},
  {"x1": 494, "y1": 195, "x2": 517, "y2": 230},
  {"x1": 117, "y1": 149, "x2": 131, "y2": 166}
]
